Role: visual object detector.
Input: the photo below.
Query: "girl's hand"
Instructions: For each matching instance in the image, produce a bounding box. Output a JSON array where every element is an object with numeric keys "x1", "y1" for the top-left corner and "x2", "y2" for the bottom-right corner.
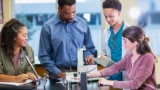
[
  {"x1": 98, "y1": 78, "x2": 114, "y2": 86},
  {"x1": 16, "y1": 74, "x2": 29, "y2": 83},
  {"x1": 26, "y1": 72, "x2": 37, "y2": 81}
]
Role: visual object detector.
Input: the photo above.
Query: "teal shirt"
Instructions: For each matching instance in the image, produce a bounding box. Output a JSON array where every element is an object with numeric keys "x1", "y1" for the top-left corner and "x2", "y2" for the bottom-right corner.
[
  {"x1": 108, "y1": 22, "x2": 124, "y2": 62},
  {"x1": 0, "y1": 46, "x2": 35, "y2": 75}
]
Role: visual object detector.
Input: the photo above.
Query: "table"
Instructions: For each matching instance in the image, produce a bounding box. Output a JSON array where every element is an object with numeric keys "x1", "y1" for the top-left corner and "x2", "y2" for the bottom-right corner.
[
  {"x1": 0, "y1": 83, "x2": 36, "y2": 90},
  {"x1": 45, "y1": 79, "x2": 122, "y2": 90},
  {"x1": 0, "y1": 79, "x2": 121, "y2": 90},
  {"x1": 35, "y1": 64, "x2": 105, "y2": 77}
]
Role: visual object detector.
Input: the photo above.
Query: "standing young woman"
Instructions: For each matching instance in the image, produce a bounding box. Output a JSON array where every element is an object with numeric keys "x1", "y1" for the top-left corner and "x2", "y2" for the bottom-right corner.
[
  {"x1": 0, "y1": 19, "x2": 37, "y2": 83},
  {"x1": 88, "y1": 26, "x2": 157, "y2": 90}
]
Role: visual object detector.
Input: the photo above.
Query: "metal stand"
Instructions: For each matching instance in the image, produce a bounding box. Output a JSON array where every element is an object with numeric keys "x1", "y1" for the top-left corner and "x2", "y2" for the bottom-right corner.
[{"x1": 25, "y1": 56, "x2": 48, "y2": 90}]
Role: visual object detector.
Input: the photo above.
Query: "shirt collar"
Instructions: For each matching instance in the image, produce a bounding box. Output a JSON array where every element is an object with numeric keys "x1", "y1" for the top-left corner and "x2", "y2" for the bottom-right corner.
[
  {"x1": 109, "y1": 21, "x2": 124, "y2": 32},
  {"x1": 54, "y1": 14, "x2": 78, "y2": 24},
  {"x1": 19, "y1": 47, "x2": 27, "y2": 59}
]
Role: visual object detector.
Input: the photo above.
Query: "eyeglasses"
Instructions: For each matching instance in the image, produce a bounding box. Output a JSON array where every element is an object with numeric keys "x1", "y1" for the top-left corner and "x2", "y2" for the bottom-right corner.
[{"x1": 112, "y1": 35, "x2": 116, "y2": 49}]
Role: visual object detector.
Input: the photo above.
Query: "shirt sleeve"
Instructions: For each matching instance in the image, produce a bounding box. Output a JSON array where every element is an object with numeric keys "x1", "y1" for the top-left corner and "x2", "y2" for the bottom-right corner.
[
  {"x1": 83, "y1": 25, "x2": 96, "y2": 58},
  {"x1": 101, "y1": 28, "x2": 108, "y2": 55},
  {"x1": 100, "y1": 54, "x2": 129, "y2": 77},
  {"x1": 38, "y1": 25, "x2": 61, "y2": 76},
  {"x1": 113, "y1": 54, "x2": 155, "y2": 89},
  {"x1": 25, "y1": 46, "x2": 35, "y2": 72}
]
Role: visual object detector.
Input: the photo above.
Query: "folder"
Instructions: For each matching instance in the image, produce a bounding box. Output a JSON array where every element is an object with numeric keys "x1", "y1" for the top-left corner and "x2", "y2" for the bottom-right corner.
[{"x1": 94, "y1": 57, "x2": 115, "y2": 67}]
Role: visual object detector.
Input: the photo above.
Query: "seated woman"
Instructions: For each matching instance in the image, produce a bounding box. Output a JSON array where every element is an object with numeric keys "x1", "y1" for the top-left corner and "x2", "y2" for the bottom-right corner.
[
  {"x1": 0, "y1": 19, "x2": 37, "y2": 83},
  {"x1": 88, "y1": 26, "x2": 157, "y2": 90}
]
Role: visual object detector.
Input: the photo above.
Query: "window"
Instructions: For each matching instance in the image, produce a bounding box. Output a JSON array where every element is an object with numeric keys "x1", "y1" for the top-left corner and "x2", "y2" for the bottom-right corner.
[{"x1": 137, "y1": 0, "x2": 160, "y2": 55}]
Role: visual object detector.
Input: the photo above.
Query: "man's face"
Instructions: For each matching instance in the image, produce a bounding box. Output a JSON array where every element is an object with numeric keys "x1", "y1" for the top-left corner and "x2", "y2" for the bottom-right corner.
[
  {"x1": 103, "y1": 8, "x2": 121, "y2": 26},
  {"x1": 58, "y1": 5, "x2": 76, "y2": 22}
]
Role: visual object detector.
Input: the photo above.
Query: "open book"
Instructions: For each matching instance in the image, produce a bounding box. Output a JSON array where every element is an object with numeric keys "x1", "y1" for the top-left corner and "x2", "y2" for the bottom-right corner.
[
  {"x1": 94, "y1": 57, "x2": 115, "y2": 67},
  {"x1": 0, "y1": 79, "x2": 33, "y2": 86}
]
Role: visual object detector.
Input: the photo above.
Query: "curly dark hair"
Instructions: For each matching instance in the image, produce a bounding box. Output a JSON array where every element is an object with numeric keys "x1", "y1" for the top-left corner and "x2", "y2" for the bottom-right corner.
[
  {"x1": 103, "y1": 0, "x2": 122, "y2": 11},
  {"x1": 0, "y1": 18, "x2": 25, "y2": 57}
]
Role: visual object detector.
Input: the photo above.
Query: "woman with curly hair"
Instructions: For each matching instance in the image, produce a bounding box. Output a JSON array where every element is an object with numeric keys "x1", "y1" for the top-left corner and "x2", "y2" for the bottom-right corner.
[{"x1": 0, "y1": 19, "x2": 37, "y2": 83}]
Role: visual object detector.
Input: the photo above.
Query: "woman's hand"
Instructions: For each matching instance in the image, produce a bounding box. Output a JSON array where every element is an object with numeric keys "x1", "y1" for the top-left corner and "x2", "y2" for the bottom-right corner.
[
  {"x1": 87, "y1": 71, "x2": 101, "y2": 78},
  {"x1": 16, "y1": 74, "x2": 29, "y2": 83},
  {"x1": 26, "y1": 72, "x2": 37, "y2": 81},
  {"x1": 98, "y1": 78, "x2": 114, "y2": 86}
]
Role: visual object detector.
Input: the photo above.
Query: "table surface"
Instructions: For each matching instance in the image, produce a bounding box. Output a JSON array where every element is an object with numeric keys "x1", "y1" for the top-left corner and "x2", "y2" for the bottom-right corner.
[
  {"x1": 0, "y1": 79, "x2": 122, "y2": 90},
  {"x1": 45, "y1": 79, "x2": 122, "y2": 90}
]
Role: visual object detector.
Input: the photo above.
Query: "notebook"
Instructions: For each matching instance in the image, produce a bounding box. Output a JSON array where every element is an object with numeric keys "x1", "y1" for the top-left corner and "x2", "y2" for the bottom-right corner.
[
  {"x1": 0, "y1": 79, "x2": 33, "y2": 86},
  {"x1": 94, "y1": 57, "x2": 115, "y2": 67}
]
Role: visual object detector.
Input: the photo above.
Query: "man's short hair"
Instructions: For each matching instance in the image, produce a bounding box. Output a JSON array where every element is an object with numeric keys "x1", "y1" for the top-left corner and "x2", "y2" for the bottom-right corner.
[
  {"x1": 58, "y1": 0, "x2": 76, "y2": 7},
  {"x1": 102, "y1": 0, "x2": 122, "y2": 11}
]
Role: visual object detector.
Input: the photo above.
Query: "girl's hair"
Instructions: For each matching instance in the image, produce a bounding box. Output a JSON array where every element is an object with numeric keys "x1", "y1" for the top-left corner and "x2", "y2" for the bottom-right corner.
[
  {"x1": 0, "y1": 18, "x2": 25, "y2": 57},
  {"x1": 122, "y1": 26, "x2": 157, "y2": 61}
]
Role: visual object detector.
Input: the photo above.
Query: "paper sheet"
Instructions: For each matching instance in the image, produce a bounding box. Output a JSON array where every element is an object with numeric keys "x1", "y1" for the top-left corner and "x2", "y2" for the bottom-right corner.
[
  {"x1": 77, "y1": 65, "x2": 97, "y2": 73},
  {"x1": 0, "y1": 79, "x2": 32, "y2": 86},
  {"x1": 65, "y1": 72, "x2": 100, "y2": 83}
]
